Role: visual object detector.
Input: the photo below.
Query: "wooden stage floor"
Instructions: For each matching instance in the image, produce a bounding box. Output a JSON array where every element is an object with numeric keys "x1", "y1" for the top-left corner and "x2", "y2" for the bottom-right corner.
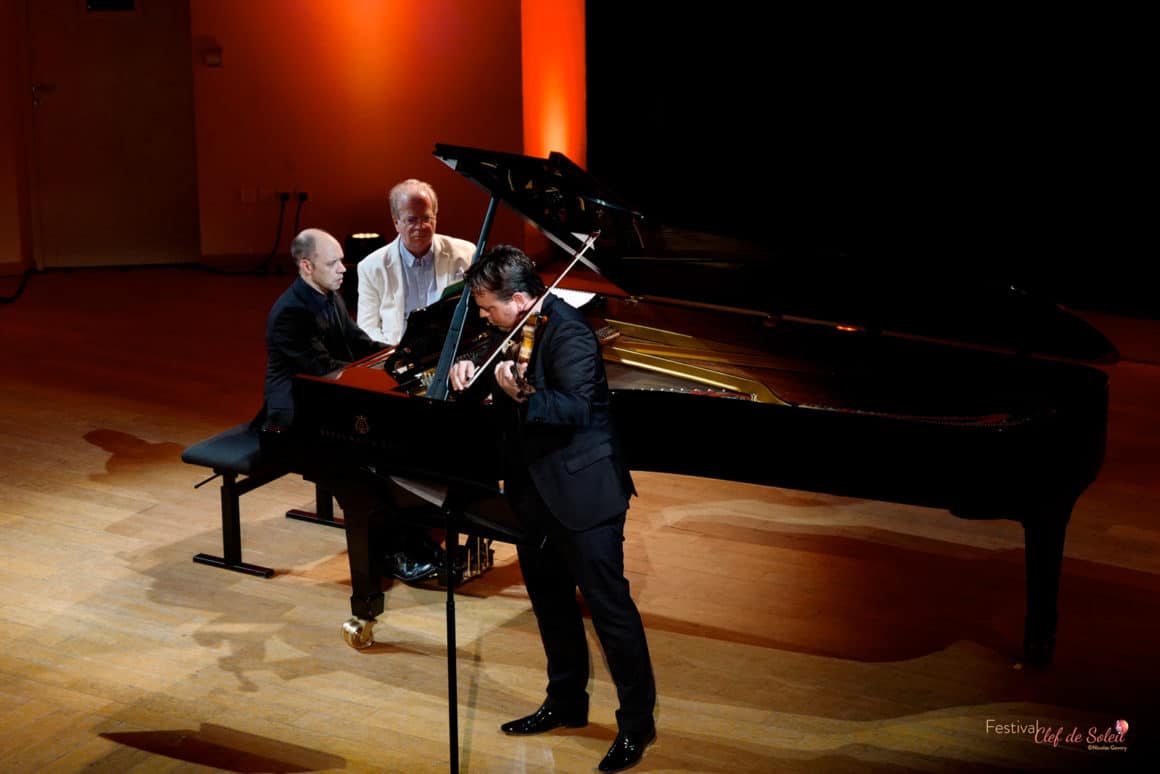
[{"x1": 0, "y1": 266, "x2": 1155, "y2": 772}]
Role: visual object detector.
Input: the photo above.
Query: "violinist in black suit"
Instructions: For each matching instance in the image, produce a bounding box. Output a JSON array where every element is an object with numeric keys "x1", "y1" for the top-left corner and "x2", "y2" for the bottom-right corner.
[
  {"x1": 255, "y1": 227, "x2": 439, "y2": 583},
  {"x1": 449, "y1": 245, "x2": 657, "y2": 773}
]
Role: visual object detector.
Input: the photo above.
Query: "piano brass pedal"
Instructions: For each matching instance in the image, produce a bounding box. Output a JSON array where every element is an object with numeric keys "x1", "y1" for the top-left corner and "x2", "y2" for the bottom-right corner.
[
  {"x1": 450, "y1": 536, "x2": 494, "y2": 583},
  {"x1": 461, "y1": 536, "x2": 494, "y2": 577}
]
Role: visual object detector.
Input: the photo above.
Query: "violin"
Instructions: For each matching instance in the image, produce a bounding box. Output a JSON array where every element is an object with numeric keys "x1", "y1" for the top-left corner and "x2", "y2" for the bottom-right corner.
[{"x1": 503, "y1": 312, "x2": 545, "y2": 399}]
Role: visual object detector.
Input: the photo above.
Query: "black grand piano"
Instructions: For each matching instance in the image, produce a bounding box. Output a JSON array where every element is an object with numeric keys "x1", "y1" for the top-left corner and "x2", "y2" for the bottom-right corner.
[{"x1": 290, "y1": 143, "x2": 1117, "y2": 669}]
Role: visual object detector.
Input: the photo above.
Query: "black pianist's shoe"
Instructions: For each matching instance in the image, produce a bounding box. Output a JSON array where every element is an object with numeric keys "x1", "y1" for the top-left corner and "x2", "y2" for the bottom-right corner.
[
  {"x1": 500, "y1": 699, "x2": 588, "y2": 735},
  {"x1": 386, "y1": 552, "x2": 438, "y2": 583},
  {"x1": 598, "y1": 722, "x2": 656, "y2": 773}
]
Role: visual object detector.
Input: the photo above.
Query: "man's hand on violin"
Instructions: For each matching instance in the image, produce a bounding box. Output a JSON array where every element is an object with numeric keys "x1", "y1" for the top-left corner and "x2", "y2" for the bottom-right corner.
[{"x1": 495, "y1": 359, "x2": 534, "y2": 403}]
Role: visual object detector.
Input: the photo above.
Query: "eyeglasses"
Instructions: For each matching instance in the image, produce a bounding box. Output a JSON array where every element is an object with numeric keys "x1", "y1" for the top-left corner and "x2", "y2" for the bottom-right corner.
[{"x1": 399, "y1": 214, "x2": 436, "y2": 227}]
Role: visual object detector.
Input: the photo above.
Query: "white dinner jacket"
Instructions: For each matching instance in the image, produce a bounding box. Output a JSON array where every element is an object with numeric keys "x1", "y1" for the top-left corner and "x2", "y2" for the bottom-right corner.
[{"x1": 355, "y1": 234, "x2": 476, "y2": 344}]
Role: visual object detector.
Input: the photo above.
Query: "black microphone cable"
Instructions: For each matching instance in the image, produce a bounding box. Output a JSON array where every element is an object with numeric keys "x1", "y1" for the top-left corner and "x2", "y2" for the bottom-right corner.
[
  {"x1": 261, "y1": 191, "x2": 291, "y2": 275},
  {"x1": 291, "y1": 191, "x2": 308, "y2": 239}
]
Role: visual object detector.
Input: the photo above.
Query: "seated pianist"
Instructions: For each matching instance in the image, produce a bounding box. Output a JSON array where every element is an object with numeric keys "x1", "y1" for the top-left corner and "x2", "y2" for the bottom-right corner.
[{"x1": 254, "y1": 227, "x2": 443, "y2": 582}]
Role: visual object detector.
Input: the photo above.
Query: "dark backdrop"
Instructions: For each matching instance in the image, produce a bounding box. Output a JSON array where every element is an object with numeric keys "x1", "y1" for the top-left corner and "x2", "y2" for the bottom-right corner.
[{"x1": 585, "y1": 4, "x2": 1150, "y2": 316}]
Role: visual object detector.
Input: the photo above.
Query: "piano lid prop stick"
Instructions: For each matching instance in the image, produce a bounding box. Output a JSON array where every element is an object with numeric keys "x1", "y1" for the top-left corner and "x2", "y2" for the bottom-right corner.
[{"x1": 463, "y1": 230, "x2": 601, "y2": 391}]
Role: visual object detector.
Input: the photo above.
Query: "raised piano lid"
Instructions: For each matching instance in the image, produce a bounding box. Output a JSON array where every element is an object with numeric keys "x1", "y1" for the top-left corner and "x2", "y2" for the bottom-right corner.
[{"x1": 434, "y1": 143, "x2": 1118, "y2": 365}]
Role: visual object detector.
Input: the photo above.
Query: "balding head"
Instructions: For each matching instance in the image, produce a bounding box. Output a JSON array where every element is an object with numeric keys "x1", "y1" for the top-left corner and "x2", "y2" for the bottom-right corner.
[
  {"x1": 389, "y1": 179, "x2": 438, "y2": 220},
  {"x1": 291, "y1": 228, "x2": 345, "y2": 293},
  {"x1": 290, "y1": 228, "x2": 338, "y2": 266}
]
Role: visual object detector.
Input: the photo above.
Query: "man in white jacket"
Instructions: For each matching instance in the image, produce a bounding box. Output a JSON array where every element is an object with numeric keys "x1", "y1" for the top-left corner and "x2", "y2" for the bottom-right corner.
[{"x1": 356, "y1": 179, "x2": 477, "y2": 345}]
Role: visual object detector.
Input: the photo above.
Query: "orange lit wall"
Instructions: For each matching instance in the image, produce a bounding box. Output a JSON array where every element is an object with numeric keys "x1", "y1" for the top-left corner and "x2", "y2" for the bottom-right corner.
[
  {"x1": 520, "y1": 0, "x2": 586, "y2": 254},
  {"x1": 0, "y1": 0, "x2": 589, "y2": 274},
  {"x1": 190, "y1": 0, "x2": 527, "y2": 261},
  {"x1": 521, "y1": 0, "x2": 586, "y2": 166},
  {"x1": 0, "y1": 0, "x2": 31, "y2": 276}
]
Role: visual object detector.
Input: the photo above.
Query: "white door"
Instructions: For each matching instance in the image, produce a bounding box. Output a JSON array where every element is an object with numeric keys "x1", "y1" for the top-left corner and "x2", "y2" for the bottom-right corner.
[{"x1": 27, "y1": 0, "x2": 200, "y2": 268}]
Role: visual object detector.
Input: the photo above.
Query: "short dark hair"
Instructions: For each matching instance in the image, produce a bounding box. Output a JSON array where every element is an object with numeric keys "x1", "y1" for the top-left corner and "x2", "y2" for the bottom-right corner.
[{"x1": 464, "y1": 244, "x2": 547, "y2": 301}]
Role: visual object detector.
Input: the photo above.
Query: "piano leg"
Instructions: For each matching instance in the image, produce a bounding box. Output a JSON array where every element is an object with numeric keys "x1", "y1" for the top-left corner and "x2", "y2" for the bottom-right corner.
[
  {"x1": 322, "y1": 468, "x2": 390, "y2": 648},
  {"x1": 1021, "y1": 499, "x2": 1073, "y2": 667}
]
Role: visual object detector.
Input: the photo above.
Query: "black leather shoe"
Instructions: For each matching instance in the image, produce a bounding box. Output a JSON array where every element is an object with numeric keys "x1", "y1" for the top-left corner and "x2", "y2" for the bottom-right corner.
[
  {"x1": 598, "y1": 724, "x2": 656, "y2": 772},
  {"x1": 500, "y1": 701, "x2": 588, "y2": 735},
  {"x1": 387, "y1": 552, "x2": 438, "y2": 583}
]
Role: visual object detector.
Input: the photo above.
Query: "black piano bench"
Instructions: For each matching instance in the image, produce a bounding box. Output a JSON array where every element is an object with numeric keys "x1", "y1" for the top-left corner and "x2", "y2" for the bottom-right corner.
[{"x1": 181, "y1": 423, "x2": 335, "y2": 578}]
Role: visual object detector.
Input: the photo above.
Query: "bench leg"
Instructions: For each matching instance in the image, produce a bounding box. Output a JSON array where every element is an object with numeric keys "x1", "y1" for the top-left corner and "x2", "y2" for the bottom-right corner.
[
  {"x1": 285, "y1": 484, "x2": 344, "y2": 529},
  {"x1": 193, "y1": 472, "x2": 275, "y2": 578}
]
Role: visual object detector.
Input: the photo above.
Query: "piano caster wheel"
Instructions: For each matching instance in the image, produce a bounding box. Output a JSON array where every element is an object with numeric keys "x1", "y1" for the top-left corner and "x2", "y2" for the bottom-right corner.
[
  {"x1": 342, "y1": 617, "x2": 376, "y2": 649},
  {"x1": 1022, "y1": 634, "x2": 1055, "y2": 668}
]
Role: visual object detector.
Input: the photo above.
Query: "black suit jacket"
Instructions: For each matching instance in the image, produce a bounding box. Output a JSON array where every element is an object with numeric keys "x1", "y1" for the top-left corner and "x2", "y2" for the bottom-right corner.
[
  {"x1": 475, "y1": 292, "x2": 635, "y2": 530},
  {"x1": 254, "y1": 276, "x2": 385, "y2": 430}
]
